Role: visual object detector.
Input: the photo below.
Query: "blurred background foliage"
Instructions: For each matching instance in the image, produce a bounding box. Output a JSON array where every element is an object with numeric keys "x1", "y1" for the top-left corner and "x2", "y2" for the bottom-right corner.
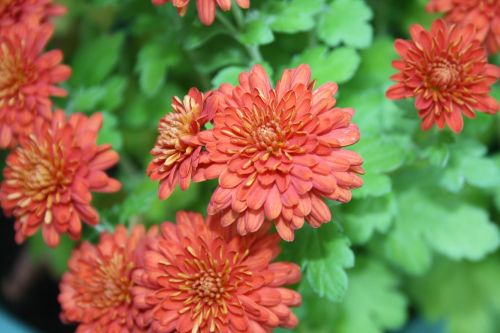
[{"x1": 2, "y1": 0, "x2": 499, "y2": 332}]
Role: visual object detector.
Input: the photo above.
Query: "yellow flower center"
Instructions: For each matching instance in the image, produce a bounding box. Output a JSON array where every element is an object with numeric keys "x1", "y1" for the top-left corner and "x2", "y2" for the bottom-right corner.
[
  {"x1": 429, "y1": 59, "x2": 460, "y2": 89},
  {"x1": 0, "y1": 43, "x2": 27, "y2": 104},
  {"x1": 83, "y1": 253, "x2": 133, "y2": 309}
]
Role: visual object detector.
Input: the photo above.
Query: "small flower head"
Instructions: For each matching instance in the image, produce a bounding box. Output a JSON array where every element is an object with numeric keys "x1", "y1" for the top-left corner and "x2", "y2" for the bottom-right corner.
[
  {"x1": 132, "y1": 211, "x2": 301, "y2": 333},
  {"x1": 59, "y1": 225, "x2": 153, "y2": 333},
  {"x1": 0, "y1": 23, "x2": 71, "y2": 148},
  {"x1": 386, "y1": 19, "x2": 500, "y2": 133},
  {"x1": 148, "y1": 88, "x2": 212, "y2": 200},
  {"x1": 152, "y1": 0, "x2": 250, "y2": 26},
  {"x1": 196, "y1": 64, "x2": 363, "y2": 241},
  {"x1": 427, "y1": 0, "x2": 500, "y2": 54},
  {"x1": 0, "y1": 110, "x2": 121, "y2": 247}
]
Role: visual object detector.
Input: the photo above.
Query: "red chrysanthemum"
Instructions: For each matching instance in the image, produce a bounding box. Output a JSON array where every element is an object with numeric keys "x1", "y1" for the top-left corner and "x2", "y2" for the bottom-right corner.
[
  {"x1": 152, "y1": 0, "x2": 250, "y2": 26},
  {"x1": 194, "y1": 64, "x2": 363, "y2": 241},
  {"x1": 386, "y1": 19, "x2": 500, "y2": 133},
  {"x1": 0, "y1": 110, "x2": 121, "y2": 247},
  {"x1": 427, "y1": 0, "x2": 500, "y2": 54},
  {"x1": 132, "y1": 211, "x2": 301, "y2": 333},
  {"x1": 0, "y1": 0, "x2": 66, "y2": 28},
  {"x1": 59, "y1": 225, "x2": 154, "y2": 333},
  {"x1": 147, "y1": 88, "x2": 212, "y2": 200},
  {"x1": 0, "y1": 23, "x2": 71, "y2": 148}
]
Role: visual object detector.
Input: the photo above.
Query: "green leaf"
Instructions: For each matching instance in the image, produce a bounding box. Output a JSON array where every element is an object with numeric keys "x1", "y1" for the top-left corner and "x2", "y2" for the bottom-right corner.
[
  {"x1": 97, "y1": 112, "x2": 123, "y2": 150},
  {"x1": 292, "y1": 46, "x2": 361, "y2": 84},
  {"x1": 383, "y1": 188, "x2": 500, "y2": 275},
  {"x1": 211, "y1": 66, "x2": 246, "y2": 88},
  {"x1": 356, "y1": 135, "x2": 410, "y2": 173},
  {"x1": 317, "y1": 0, "x2": 373, "y2": 49},
  {"x1": 342, "y1": 194, "x2": 397, "y2": 244},
  {"x1": 136, "y1": 42, "x2": 179, "y2": 97},
  {"x1": 239, "y1": 14, "x2": 274, "y2": 46},
  {"x1": 409, "y1": 256, "x2": 500, "y2": 333},
  {"x1": 304, "y1": 223, "x2": 354, "y2": 302},
  {"x1": 297, "y1": 258, "x2": 407, "y2": 333},
  {"x1": 354, "y1": 172, "x2": 392, "y2": 198},
  {"x1": 269, "y1": 0, "x2": 324, "y2": 33},
  {"x1": 99, "y1": 76, "x2": 128, "y2": 111},
  {"x1": 70, "y1": 76, "x2": 128, "y2": 113},
  {"x1": 71, "y1": 33, "x2": 125, "y2": 86}
]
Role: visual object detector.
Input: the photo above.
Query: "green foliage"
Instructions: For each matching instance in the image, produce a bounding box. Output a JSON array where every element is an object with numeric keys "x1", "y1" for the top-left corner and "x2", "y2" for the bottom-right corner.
[
  {"x1": 317, "y1": 0, "x2": 373, "y2": 49},
  {"x1": 409, "y1": 256, "x2": 500, "y2": 333}
]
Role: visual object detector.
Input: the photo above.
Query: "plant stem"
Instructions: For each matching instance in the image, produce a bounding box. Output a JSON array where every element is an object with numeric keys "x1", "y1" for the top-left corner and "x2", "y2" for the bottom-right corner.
[{"x1": 216, "y1": 10, "x2": 263, "y2": 63}]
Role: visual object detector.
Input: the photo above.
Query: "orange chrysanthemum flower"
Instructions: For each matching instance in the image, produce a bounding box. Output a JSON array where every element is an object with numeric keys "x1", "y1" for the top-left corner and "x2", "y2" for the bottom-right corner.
[
  {"x1": 426, "y1": 0, "x2": 500, "y2": 54},
  {"x1": 147, "y1": 88, "x2": 212, "y2": 200},
  {"x1": 0, "y1": 0, "x2": 66, "y2": 28},
  {"x1": 152, "y1": 0, "x2": 250, "y2": 26},
  {"x1": 59, "y1": 225, "x2": 154, "y2": 333},
  {"x1": 132, "y1": 211, "x2": 301, "y2": 333},
  {"x1": 195, "y1": 64, "x2": 363, "y2": 241},
  {"x1": 0, "y1": 110, "x2": 121, "y2": 247},
  {"x1": 386, "y1": 20, "x2": 500, "y2": 133},
  {"x1": 0, "y1": 24, "x2": 71, "y2": 148}
]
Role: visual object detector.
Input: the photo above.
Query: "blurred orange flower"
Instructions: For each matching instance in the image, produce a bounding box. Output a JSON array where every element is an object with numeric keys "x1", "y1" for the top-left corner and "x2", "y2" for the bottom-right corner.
[
  {"x1": 196, "y1": 64, "x2": 363, "y2": 241},
  {"x1": 386, "y1": 19, "x2": 499, "y2": 133},
  {"x1": 147, "y1": 88, "x2": 212, "y2": 200},
  {"x1": 0, "y1": 110, "x2": 121, "y2": 247},
  {"x1": 152, "y1": 0, "x2": 250, "y2": 25},
  {"x1": 427, "y1": 0, "x2": 500, "y2": 54},
  {"x1": 59, "y1": 225, "x2": 153, "y2": 333},
  {"x1": 0, "y1": 24, "x2": 71, "y2": 148},
  {"x1": 132, "y1": 211, "x2": 301, "y2": 333},
  {"x1": 0, "y1": 0, "x2": 66, "y2": 28}
]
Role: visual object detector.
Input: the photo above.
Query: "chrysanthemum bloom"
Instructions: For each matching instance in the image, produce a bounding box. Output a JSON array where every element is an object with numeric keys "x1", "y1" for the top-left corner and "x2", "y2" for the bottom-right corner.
[
  {"x1": 0, "y1": 110, "x2": 121, "y2": 247},
  {"x1": 0, "y1": 23, "x2": 71, "y2": 148},
  {"x1": 195, "y1": 64, "x2": 363, "y2": 241},
  {"x1": 59, "y1": 225, "x2": 153, "y2": 333},
  {"x1": 152, "y1": 0, "x2": 250, "y2": 26},
  {"x1": 0, "y1": 0, "x2": 66, "y2": 28},
  {"x1": 426, "y1": 0, "x2": 500, "y2": 54},
  {"x1": 386, "y1": 20, "x2": 500, "y2": 133},
  {"x1": 132, "y1": 211, "x2": 301, "y2": 333},
  {"x1": 147, "y1": 88, "x2": 212, "y2": 200}
]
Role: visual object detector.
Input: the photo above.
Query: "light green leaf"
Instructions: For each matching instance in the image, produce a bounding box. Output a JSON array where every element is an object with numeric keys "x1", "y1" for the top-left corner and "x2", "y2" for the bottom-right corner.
[
  {"x1": 305, "y1": 224, "x2": 354, "y2": 302},
  {"x1": 269, "y1": 0, "x2": 324, "y2": 33},
  {"x1": 297, "y1": 258, "x2": 407, "y2": 333},
  {"x1": 342, "y1": 194, "x2": 397, "y2": 244},
  {"x1": 71, "y1": 33, "x2": 124, "y2": 86},
  {"x1": 384, "y1": 188, "x2": 500, "y2": 275},
  {"x1": 136, "y1": 43, "x2": 179, "y2": 97},
  {"x1": 239, "y1": 15, "x2": 274, "y2": 46},
  {"x1": 317, "y1": 0, "x2": 373, "y2": 49},
  {"x1": 292, "y1": 46, "x2": 361, "y2": 84},
  {"x1": 97, "y1": 112, "x2": 123, "y2": 151},
  {"x1": 409, "y1": 256, "x2": 500, "y2": 333},
  {"x1": 353, "y1": 173, "x2": 391, "y2": 198},
  {"x1": 211, "y1": 66, "x2": 246, "y2": 88}
]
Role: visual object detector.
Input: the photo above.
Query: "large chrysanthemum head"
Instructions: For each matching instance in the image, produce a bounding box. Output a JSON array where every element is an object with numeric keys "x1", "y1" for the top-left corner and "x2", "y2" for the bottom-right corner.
[
  {"x1": 0, "y1": 23, "x2": 71, "y2": 148},
  {"x1": 148, "y1": 88, "x2": 212, "y2": 200},
  {"x1": 59, "y1": 225, "x2": 154, "y2": 333},
  {"x1": 132, "y1": 211, "x2": 301, "y2": 333},
  {"x1": 0, "y1": 110, "x2": 121, "y2": 247},
  {"x1": 152, "y1": 0, "x2": 250, "y2": 26},
  {"x1": 386, "y1": 20, "x2": 500, "y2": 133},
  {"x1": 195, "y1": 64, "x2": 363, "y2": 241},
  {"x1": 0, "y1": 0, "x2": 66, "y2": 28},
  {"x1": 427, "y1": 0, "x2": 500, "y2": 54}
]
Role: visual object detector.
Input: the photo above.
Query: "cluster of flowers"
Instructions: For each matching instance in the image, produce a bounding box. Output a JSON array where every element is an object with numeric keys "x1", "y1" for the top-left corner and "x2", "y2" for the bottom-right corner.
[
  {"x1": 387, "y1": 0, "x2": 500, "y2": 133},
  {"x1": 0, "y1": 0, "x2": 121, "y2": 248},
  {"x1": 0, "y1": 0, "x2": 499, "y2": 332}
]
